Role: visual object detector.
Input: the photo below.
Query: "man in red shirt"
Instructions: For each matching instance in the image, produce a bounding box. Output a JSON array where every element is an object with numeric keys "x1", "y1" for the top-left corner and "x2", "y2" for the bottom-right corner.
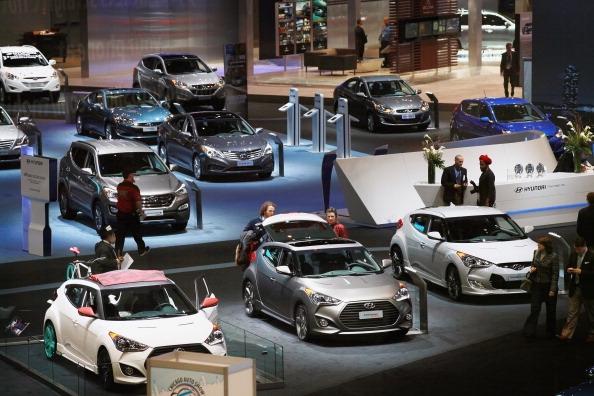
[
  {"x1": 115, "y1": 168, "x2": 150, "y2": 256},
  {"x1": 326, "y1": 207, "x2": 349, "y2": 238}
]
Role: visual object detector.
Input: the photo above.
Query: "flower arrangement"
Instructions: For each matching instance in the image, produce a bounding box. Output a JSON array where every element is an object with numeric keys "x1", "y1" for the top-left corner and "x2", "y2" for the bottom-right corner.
[
  {"x1": 421, "y1": 134, "x2": 445, "y2": 183},
  {"x1": 562, "y1": 113, "x2": 594, "y2": 172}
]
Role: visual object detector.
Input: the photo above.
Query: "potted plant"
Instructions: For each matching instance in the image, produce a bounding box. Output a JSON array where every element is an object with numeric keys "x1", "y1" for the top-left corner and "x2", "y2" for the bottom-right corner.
[
  {"x1": 562, "y1": 113, "x2": 594, "y2": 173},
  {"x1": 421, "y1": 134, "x2": 445, "y2": 184}
]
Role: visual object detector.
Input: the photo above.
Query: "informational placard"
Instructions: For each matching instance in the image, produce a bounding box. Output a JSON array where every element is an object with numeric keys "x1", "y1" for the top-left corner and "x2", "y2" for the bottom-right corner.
[
  {"x1": 276, "y1": 2, "x2": 296, "y2": 56},
  {"x1": 312, "y1": 0, "x2": 327, "y2": 50},
  {"x1": 223, "y1": 43, "x2": 248, "y2": 119},
  {"x1": 295, "y1": 1, "x2": 312, "y2": 53},
  {"x1": 20, "y1": 154, "x2": 57, "y2": 202}
]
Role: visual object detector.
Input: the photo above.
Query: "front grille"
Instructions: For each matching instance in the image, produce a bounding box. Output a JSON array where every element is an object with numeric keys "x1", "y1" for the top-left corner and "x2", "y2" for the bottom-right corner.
[
  {"x1": 339, "y1": 301, "x2": 399, "y2": 329},
  {"x1": 490, "y1": 261, "x2": 531, "y2": 289},
  {"x1": 141, "y1": 194, "x2": 174, "y2": 208},
  {"x1": 394, "y1": 109, "x2": 420, "y2": 113},
  {"x1": 223, "y1": 148, "x2": 263, "y2": 160},
  {"x1": 190, "y1": 84, "x2": 217, "y2": 95},
  {"x1": 146, "y1": 344, "x2": 211, "y2": 367},
  {"x1": 135, "y1": 122, "x2": 161, "y2": 127},
  {"x1": 22, "y1": 81, "x2": 47, "y2": 88},
  {"x1": 0, "y1": 139, "x2": 15, "y2": 150}
]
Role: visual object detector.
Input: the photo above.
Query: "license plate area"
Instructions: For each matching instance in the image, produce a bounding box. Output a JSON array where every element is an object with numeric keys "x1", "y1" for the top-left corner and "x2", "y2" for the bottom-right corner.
[
  {"x1": 237, "y1": 160, "x2": 253, "y2": 167},
  {"x1": 144, "y1": 209, "x2": 163, "y2": 217},
  {"x1": 402, "y1": 113, "x2": 415, "y2": 119},
  {"x1": 359, "y1": 310, "x2": 383, "y2": 320}
]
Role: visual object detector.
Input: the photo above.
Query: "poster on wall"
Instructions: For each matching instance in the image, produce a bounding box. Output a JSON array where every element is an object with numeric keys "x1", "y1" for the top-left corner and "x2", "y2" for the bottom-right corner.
[
  {"x1": 223, "y1": 43, "x2": 248, "y2": 119},
  {"x1": 312, "y1": 0, "x2": 327, "y2": 50},
  {"x1": 295, "y1": 1, "x2": 312, "y2": 53},
  {"x1": 276, "y1": 2, "x2": 296, "y2": 56}
]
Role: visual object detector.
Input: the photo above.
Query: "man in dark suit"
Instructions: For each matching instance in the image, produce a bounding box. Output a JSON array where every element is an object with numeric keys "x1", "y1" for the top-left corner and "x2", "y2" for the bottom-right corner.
[
  {"x1": 94, "y1": 225, "x2": 123, "y2": 274},
  {"x1": 499, "y1": 42, "x2": 519, "y2": 97},
  {"x1": 577, "y1": 192, "x2": 594, "y2": 248},
  {"x1": 441, "y1": 154, "x2": 468, "y2": 205},
  {"x1": 557, "y1": 237, "x2": 594, "y2": 343}
]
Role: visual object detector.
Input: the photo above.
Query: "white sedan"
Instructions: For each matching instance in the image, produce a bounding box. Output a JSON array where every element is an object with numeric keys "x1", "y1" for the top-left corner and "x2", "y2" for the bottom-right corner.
[
  {"x1": 389, "y1": 206, "x2": 538, "y2": 301},
  {"x1": 43, "y1": 270, "x2": 226, "y2": 390}
]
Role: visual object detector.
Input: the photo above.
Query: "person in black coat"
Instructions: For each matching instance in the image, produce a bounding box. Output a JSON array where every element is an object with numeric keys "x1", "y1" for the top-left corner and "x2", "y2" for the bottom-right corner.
[
  {"x1": 94, "y1": 225, "x2": 123, "y2": 274},
  {"x1": 441, "y1": 154, "x2": 468, "y2": 205},
  {"x1": 354, "y1": 18, "x2": 367, "y2": 61},
  {"x1": 470, "y1": 154, "x2": 496, "y2": 207},
  {"x1": 557, "y1": 237, "x2": 594, "y2": 343},
  {"x1": 500, "y1": 42, "x2": 519, "y2": 97},
  {"x1": 577, "y1": 192, "x2": 594, "y2": 248}
]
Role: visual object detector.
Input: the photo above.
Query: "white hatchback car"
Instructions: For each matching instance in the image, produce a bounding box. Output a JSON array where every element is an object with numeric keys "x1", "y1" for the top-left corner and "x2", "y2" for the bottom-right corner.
[
  {"x1": 0, "y1": 45, "x2": 61, "y2": 103},
  {"x1": 389, "y1": 206, "x2": 538, "y2": 301},
  {"x1": 457, "y1": 9, "x2": 515, "y2": 50},
  {"x1": 43, "y1": 270, "x2": 226, "y2": 389}
]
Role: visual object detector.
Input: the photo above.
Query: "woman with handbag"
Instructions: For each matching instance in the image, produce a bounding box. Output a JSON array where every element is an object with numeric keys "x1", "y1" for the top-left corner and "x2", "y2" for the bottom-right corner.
[{"x1": 522, "y1": 236, "x2": 559, "y2": 340}]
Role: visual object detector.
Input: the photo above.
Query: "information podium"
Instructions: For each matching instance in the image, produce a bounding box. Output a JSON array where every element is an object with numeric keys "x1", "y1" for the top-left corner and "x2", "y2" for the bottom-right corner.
[{"x1": 147, "y1": 351, "x2": 256, "y2": 396}]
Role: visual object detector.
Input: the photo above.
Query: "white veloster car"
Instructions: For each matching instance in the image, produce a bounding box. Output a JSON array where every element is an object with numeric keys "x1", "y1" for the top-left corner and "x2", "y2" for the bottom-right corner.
[
  {"x1": 43, "y1": 270, "x2": 226, "y2": 390},
  {"x1": 389, "y1": 206, "x2": 538, "y2": 301}
]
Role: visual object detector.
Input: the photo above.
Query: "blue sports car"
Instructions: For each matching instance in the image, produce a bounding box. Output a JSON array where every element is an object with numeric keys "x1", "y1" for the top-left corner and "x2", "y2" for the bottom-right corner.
[{"x1": 449, "y1": 97, "x2": 564, "y2": 157}]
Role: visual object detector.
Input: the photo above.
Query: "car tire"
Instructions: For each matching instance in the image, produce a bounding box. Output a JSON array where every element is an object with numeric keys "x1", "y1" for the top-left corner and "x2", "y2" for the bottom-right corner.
[
  {"x1": 366, "y1": 112, "x2": 377, "y2": 132},
  {"x1": 104, "y1": 122, "x2": 116, "y2": 140},
  {"x1": 450, "y1": 130, "x2": 461, "y2": 141},
  {"x1": 192, "y1": 155, "x2": 204, "y2": 180},
  {"x1": 48, "y1": 91, "x2": 59, "y2": 103},
  {"x1": 43, "y1": 322, "x2": 57, "y2": 359},
  {"x1": 93, "y1": 201, "x2": 107, "y2": 233},
  {"x1": 171, "y1": 221, "x2": 187, "y2": 231},
  {"x1": 446, "y1": 266, "x2": 463, "y2": 301},
  {"x1": 0, "y1": 84, "x2": 12, "y2": 104},
  {"x1": 390, "y1": 245, "x2": 406, "y2": 280},
  {"x1": 212, "y1": 98, "x2": 225, "y2": 111},
  {"x1": 75, "y1": 114, "x2": 87, "y2": 136},
  {"x1": 295, "y1": 303, "x2": 312, "y2": 342},
  {"x1": 59, "y1": 188, "x2": 77, "y2": 219},
  {"x1": 158, "y1": 144, "x2": 170, "y2": 165},
  {"x1": 243, "y1": 280, "x2": 259, "y2": 317},
  {"x1": 98, "y1": 348, "x2": 116, "y2": 391}
]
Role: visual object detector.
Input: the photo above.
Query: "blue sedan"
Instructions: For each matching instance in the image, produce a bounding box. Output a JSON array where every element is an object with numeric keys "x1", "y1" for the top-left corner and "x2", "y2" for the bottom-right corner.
[{"x1": 449, "y1": 97, "x2": 564, "y2": 157}]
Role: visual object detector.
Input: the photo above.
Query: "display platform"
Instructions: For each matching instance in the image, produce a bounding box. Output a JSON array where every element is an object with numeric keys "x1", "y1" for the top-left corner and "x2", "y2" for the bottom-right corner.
[{"x1": 334, "y1": 131, "x2": 584, "y2": 227}]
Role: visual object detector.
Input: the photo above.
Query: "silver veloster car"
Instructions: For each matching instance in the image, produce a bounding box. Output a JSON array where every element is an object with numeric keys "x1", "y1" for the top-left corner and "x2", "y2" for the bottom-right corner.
[{"x1": 242, "y1": 213, "x2": 413, "y2": 341}]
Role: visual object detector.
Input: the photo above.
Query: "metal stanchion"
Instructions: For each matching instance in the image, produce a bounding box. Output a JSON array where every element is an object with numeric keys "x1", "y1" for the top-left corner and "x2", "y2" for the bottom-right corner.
[
  {"x1": 303, "y1": 93, "x2": 332, "y2": 153},
  {"x1": 184, "y1": 179, "x2": 203, "y2": 229},
  {"x1": 267, "y1": 133, "x2": 284, "y2": 177},
  {"x1": 278, "y1": 88, "x2": 302, "y2": 146},
  {"x1": 328, "y1": 98, "x2": 354, "y2": 159},
  {"x1": 426, "y1": 91, "x2": 439, "y2": 129}
]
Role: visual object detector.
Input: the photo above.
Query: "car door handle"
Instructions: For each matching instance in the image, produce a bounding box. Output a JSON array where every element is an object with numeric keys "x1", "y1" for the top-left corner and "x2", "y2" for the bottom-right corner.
[{"x1": 269, "y1": 277, "x2": 277, "y2": 282}]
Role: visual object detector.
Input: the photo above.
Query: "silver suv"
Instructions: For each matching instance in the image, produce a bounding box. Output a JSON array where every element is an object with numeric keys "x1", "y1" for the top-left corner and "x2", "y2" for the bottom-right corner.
[
  {"x1": 133, "y1": 53, "x2": 225, "y2": 110},
  {"x1": 457, "y1": 9, "x2": 515, "y2": 50},
  {"x1": 0, "y1": 45, "x2": 61, "y2": 103},
  {"x1": 58, "y1": 140, "x2": 189, "y2": 232}
]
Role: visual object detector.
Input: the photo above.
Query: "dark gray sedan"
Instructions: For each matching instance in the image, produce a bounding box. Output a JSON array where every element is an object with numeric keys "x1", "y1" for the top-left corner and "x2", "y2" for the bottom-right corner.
[
  {"x1": 157, "y1": 111, "x2": 274, "y2": 180},
  {"x1": 75, "y1": 88, "x2": 171, "y2": 141},
  {"x1": 333, "y1": 75, "x2": 431, "y2": 132}
]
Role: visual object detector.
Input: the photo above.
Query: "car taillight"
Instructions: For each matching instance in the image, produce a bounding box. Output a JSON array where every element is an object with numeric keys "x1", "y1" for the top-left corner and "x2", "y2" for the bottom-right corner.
[{"x1": 396, "y1": 219, "x2": 404, "y2": 229}]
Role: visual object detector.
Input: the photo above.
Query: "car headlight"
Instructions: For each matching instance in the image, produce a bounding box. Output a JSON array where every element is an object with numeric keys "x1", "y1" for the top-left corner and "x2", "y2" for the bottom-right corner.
[
  {"x1": 305, "y1": 287, "x2": 341, "y2": 306},
  {"x1": 51, "y1": 70, "x2": 58, "y2": 79},
  {"x1": 264, "y1": 142, "x2": 273, "y2": 155},
  {"x1": 171, "y1": 79, "x2": 187, "y2": 89},
  {"x1": 372, "y1": 102, "x2": 393, "y2": 114},
  {"x1": 113, "y1": 115, "x2": 134, "y2": 125},
  {"x1": 200, "y1": 144, "x2": 224, "y2": 159},
  {"x1": 456, "y1": 252, "x2": 494, "y2": 268},
  {"x1": 103, "y1": 186, "x2": 118, "y2": 200},
  {"x1": 109, "y1": 331, "x2": 149, "y2": 352},
  {"x1": 393, "y1": 282, "x2": 410, "y2": 301},
  {"x1": 218, "y1": 76, "x2": 225, "y2": 87},
  {"x1": 4, "y1": 71, "x2": 19, "y2": 81},
  {"x1": 175, "y1": 183, "x2": 187, "y2": 196},
  {"x1": 204, "y1": 324, "x2": 225, "y2": 346},
  {"x1": 421, "y1": 101, "x2": 430, "y2": 112},
  {"x1": 15, "y1": 134, "x2": 29, "y2": 146}
]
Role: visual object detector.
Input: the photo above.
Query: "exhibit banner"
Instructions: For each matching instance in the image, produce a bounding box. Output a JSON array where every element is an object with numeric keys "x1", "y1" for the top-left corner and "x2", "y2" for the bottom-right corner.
[
  {"x1": 223, "y1": 43, "x2": 248, "y2": 119},
  {"x1": 276, "y1": 2, "x2": 296, "y2": 56}
]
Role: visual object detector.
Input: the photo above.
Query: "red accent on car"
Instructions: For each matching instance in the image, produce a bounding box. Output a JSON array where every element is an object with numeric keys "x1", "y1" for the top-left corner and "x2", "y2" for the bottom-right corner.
[{"x1": 396, "y1": 219, "x2": 404, "y2": 229}]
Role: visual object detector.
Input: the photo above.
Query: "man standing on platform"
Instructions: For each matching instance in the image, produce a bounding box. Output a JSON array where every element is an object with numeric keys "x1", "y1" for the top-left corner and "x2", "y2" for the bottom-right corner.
[
  {"x1": 441, "y1": 154, "x2": 468, "y2": 205},
  {"x1": 378, "y1": 17, "x2": 391, "y2": 67},
  {"x1": 500, "y1": 42, "x2": 519, "y2": 97},
  {"x1": 355, "y1": 18, "x2": 367, "y2": 61},
  {"x1": 577, "y1": 192, "x2": 594, "y2": 248}
]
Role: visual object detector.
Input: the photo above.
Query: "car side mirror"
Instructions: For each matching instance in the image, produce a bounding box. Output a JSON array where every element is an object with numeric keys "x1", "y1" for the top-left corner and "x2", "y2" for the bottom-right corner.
[
  {"x1": 255, "y1": 127, "x2": 264, "y2": 135},
  {"x1": 480, "y1": 116, "x2": 492, "y2": 123},
  {"x1": 78, "y1": 306, "x2": 97, "y2": 318},
  {"x1": 523, "y1": 225, "x2": 534, "y2": 234},
  {"x1": 201, "y1": 296, "x2": 219, "y2": 308},
  {"x1": 427, "y1": 231, "x2": 445, "y2": 241},
  {"x1": 381, "y1": 259, "x2": 392, "y2": 269},
  {"x1": 211, "y1": 67, "x2": 218, "y2": 72},
  {"x1": 169, "y1": 163, "x2": 178, "y2": 172},
  {"x1": 49, "y1": 59, "x2": 56, "y2": 66},
  {"x1": 81, "y1": 167, "x2": 94, "y2": 175},
  {"x1": 276, "y1": 265, "x2": 292, "y2": 275},
  {"x1": 416, "y1": 89, "x2": 422, "y2": 94},
  {"x1": 152, "y1": 68, "x2": 163, "y2": 74},
  {"x1": 357, "y1": 92, "x2": 366, "y2": 98},
  {"x1": 18, "y1": 116, "x2": 31, "y2": 124}
]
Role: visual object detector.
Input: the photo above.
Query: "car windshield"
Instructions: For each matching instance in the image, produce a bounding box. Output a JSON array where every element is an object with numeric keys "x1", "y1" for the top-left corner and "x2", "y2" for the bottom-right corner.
[
  {"x1": 164, "y1": 56, "x2": 210, "y2": 74},
  {"x1": 367, "y1": 79, "x2": 416, "y2": 97},
  {"x1": 98, "y1": 151, "x2": 169, "y2": 177},
  {"x1": 0, "y1": 108, "x2": 13, "y2": 125},
  {"x1": 445, "y1": 215, "x2": 526, "y2": 242},
  {"x1": 491, "y1": 103, "x2": 546, "y2": 122},
  {"x1": 192, "y1": 117, "x2": 256, "y2": 137},
  {"x1": 297, "y1": 247, "x2": 382, "y2": 277},
  {"x1": 100, "y1": 283, "x2": 197, "y2": 320},
  {"x1": 2, "y1": 51, "x2": 49, "y2": 67},
  {"x1": 264, "y1": 219, "x2": 337, "y2": 242},
  {"x1": 105, "y1": 91, "x2": 159, "y2": 109}
]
